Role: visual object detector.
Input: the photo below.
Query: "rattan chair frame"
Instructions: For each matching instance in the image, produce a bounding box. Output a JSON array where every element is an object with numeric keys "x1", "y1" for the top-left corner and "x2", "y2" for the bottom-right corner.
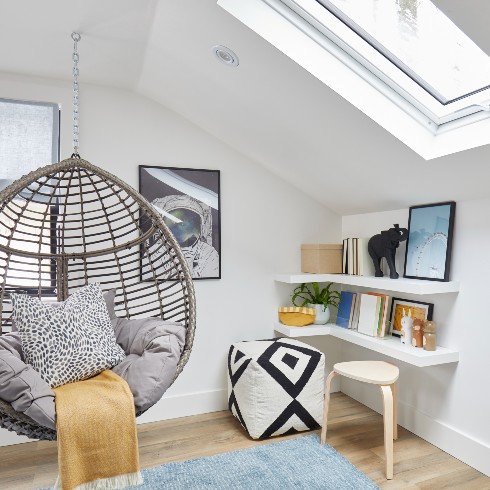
[{"x1": 0, "y1": 157, "x2": 196, "y2": 440}]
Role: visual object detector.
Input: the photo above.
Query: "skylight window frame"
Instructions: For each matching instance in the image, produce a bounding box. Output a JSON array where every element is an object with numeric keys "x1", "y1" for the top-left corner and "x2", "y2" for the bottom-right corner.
[
  {"x1": 218, "y1": 0, "x2": 490, "y2": 159},
  {"x1": 272, "y1": 0, "x2": 490, "y2": 127},
  {"x1": 317, "y1": 0, "x2": 490, "y2": 107}
]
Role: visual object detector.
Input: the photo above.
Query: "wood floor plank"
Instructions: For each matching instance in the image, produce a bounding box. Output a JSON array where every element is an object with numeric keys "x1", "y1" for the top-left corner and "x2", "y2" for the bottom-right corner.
[
  {"x1": 416, "y1": 468, "x2": 490, "y2": 490},
  {"x1": 0, "y1": 393, "x2": 487, "y2": 489}
]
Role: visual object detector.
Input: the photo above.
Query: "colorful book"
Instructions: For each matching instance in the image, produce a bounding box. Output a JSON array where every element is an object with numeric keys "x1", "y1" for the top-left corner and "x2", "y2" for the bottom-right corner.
[
  {"x1": 336, "y1": 291, "x2": 357, "y2": 328},
  {"x1": 350, "y1": 293, "x2": 361, "y2": 330},
  {"x1": 348, "y1": 292, "x2": 357, "y2": 327},
  {"x1": 367, "y1": 292, "x2": 390, "y2": 337}
]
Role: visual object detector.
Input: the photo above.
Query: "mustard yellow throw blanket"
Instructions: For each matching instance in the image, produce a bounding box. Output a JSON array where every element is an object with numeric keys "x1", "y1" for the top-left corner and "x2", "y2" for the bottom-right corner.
[{"x1": 54, "y1": 370, "x2": 143, "y2": 490}]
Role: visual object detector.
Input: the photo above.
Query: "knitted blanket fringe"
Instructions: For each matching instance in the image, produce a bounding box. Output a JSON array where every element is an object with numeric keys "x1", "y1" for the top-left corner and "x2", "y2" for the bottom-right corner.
[{"x1": 55, "y1": 470, "x2": 143, "y2": 490}]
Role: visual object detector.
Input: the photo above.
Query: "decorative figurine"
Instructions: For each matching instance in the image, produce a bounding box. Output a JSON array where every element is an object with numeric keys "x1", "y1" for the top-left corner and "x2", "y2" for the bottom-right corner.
[
  {"x1": 400, "y1": 308, "x2": 413, "y2": 345},
  {"x1": 423, "y1": 320, "x2": 437, "y2": 351},
  {"x1": 412, "y1": 318, "x2": 424, "y2": 347},
  {"x1": 368, "y1": 223, "x2": 408, "y2": 279}
]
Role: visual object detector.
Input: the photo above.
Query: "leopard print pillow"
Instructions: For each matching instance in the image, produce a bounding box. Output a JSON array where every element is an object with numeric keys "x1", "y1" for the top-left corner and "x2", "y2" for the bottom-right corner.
[{"x1": 11, "y1": 283, "x2": 126, "y2": 388}]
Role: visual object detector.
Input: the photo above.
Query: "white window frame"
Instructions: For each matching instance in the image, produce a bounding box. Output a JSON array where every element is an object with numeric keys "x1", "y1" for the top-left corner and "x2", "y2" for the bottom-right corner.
[
  {"x1": 218, "y1": 0, "x2": 490, "y2": 160},
  {"x1": 290, "y1": 0, "x2": 490, "y2": 123}
]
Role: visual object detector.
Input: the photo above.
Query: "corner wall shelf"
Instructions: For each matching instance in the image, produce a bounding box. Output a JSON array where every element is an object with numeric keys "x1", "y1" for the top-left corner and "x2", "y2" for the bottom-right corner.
[
  {"x1": 274, "y1": 273, "x2": 460, "y2": 295},
  {"x1": 274, "y1": 322, "x2": 459, "y2": 367}
]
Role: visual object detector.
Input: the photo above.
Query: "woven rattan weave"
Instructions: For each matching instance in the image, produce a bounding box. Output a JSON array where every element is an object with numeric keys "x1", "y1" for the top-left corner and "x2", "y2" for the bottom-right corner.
[{"x1": 0, "y1": 157, "x2": 196, "y2": 440}]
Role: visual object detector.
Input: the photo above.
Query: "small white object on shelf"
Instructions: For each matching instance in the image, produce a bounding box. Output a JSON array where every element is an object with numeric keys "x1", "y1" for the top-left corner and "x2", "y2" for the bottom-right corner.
[
  {"x1": 274, "y1": 273, "x2": 460, "y2": 295},
  {"x1": 273, "y1": 322, "x2": 459, "y2": 367}
]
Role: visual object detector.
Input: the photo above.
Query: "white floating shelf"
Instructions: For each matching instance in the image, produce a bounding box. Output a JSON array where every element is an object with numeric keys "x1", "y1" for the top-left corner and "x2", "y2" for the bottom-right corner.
[
  {"x1": 274, "y1": 273, "x2": 460, "y2": 295},
  {"x1": 274, "y1": 323, "x2": 459, "y2": 367}
]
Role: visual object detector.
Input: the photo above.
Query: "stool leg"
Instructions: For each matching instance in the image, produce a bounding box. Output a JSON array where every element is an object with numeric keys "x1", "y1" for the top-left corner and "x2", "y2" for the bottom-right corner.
[
  {"x1": 390, "y1": 382, "x2": 398, "y2": 440},
  {"x1": 379, "y1": 385, "x2": 394, "y2": 479},
  {"x1": 320, "y1": 371, "x2": 337, "y2": 444}
]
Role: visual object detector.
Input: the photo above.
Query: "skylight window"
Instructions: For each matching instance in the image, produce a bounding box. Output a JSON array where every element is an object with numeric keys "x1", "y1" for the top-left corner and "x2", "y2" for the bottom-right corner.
[
  {"x1": 273, "y1": 0, "x2": 490, "y2": 124},
  {"x1": 320, "y1": 0, "x2": 490, "y2": 105},
  {"x1": 218, "y1": 0, "x2": 490, "y2": 158}
]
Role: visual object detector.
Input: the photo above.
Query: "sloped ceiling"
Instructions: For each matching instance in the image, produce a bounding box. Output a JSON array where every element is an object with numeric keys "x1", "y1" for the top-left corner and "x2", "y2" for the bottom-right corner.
[{"x1": 1, "y1": 0, "x2": 490, "y2": 215}]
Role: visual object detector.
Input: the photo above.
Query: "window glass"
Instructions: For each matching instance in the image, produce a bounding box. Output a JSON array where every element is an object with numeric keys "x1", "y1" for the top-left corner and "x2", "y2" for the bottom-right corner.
[
  {"x1": 0, "y1": 98, "x2": 59, "y2": 189},
  {"x1": 320, "y1": 0, "x2": 490, "y2": 103},
  {"x1": 0, "y1": 200, "x2": 54, "y2": 288},
  {"x1": 0, "y1": 98, "x2": 59, "y2": 294}
]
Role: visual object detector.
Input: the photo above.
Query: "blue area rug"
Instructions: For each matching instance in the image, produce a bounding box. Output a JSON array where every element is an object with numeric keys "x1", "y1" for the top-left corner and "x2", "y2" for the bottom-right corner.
[
  {"x1": 40, "y1": 434, "x2": 379, "y2": 489},
  {"x1": 128, "y1": 434, "x2": 378, "y2": 489}
]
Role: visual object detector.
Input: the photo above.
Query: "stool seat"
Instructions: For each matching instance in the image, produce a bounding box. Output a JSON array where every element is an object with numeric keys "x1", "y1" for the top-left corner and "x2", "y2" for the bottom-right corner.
[{"x1": 334, "y1": 361, "x2": 399, "y2": 385}]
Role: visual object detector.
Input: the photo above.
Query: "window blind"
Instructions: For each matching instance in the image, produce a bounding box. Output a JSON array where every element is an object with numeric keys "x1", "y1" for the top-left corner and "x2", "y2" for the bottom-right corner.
[{"x1": 0, "y1": 98, "x2": 59, "y2": 191}]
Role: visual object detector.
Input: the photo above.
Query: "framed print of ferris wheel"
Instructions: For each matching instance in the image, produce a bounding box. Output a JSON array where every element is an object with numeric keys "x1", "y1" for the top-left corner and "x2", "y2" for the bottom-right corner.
[{"x1": 403, "y1": 201, "x2": 456, "y2": 282}]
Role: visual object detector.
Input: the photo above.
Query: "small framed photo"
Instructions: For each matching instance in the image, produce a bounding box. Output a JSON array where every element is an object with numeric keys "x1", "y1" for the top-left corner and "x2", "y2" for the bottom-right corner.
[
  {"x1": 403, "y1": 201, "x2": 455, "y2": 281},
  {"x1": 139, "y1": 165, "x2": 221, "y2": 280},
  {"x1": 389, "y1": 298, "x2": 433, "y2": 337}
]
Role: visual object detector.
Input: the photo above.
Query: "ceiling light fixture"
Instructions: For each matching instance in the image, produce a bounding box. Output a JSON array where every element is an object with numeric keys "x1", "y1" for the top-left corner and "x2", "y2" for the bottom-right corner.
[{"x1": 212, "y1": 45, "x2": 239, "y2": 67}]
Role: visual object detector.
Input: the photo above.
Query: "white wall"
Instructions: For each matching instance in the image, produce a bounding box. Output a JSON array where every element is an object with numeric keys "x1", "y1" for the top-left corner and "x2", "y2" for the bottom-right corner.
[
  {"x1": 342, "y1": 204, "x2": 490, "y2": 476},
  {"x1": 3, "y1": 71, "x2": 488, "y2": 477},
  {"x1": 0, "y1": 72, "x2": 342, "y2": 445}
]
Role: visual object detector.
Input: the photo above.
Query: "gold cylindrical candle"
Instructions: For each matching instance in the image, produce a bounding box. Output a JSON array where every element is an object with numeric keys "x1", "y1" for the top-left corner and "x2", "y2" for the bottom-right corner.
[{"x1": 423, "y1": 320, "x2": 437, "y2": 351}]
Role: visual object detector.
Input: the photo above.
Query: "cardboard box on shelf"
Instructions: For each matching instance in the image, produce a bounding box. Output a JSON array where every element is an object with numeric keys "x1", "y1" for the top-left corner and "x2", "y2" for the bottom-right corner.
[{"x1": 301, "y1": 244, "x2": 343, "y2": 274}]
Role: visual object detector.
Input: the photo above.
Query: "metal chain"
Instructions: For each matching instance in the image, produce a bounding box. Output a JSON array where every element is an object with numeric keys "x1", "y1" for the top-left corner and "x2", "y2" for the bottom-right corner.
[{"x1": 71, "y1": 32, "x2": 81, "y2": 158}]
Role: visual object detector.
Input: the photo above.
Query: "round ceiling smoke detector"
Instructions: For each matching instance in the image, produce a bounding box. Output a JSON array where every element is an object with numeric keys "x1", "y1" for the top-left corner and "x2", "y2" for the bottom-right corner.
[{"x1": 212, "y1": 45, "x2": 239, "y2": 67}]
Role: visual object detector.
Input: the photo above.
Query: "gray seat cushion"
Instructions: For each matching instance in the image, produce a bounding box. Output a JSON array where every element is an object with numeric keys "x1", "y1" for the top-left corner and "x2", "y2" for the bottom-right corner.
[
  {"x1": 111, "y1": 317, "x2": 186, "y2": 413},
  {"x1": 0, "y1": 333, "x2": 56, "y2": 430},
  {"x1": 0, "y1": 302, "x2": 185, "y2": 429}
]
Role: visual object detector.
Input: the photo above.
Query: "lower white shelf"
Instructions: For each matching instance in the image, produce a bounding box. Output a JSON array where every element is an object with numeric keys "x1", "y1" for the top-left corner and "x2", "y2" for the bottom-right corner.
[{"x1": 273, "y1": 322, "x2": 459, "y2": 367}]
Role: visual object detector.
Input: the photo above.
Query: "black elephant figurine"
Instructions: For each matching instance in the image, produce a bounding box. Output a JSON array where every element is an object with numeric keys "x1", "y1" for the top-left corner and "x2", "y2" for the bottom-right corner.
[{"x1": 368, "y1": 224, "x2": 408, "y2": 279}]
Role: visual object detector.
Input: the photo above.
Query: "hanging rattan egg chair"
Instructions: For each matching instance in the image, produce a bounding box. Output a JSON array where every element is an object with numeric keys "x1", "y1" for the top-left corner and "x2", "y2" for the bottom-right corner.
[{"x1": 0, "y1": 156, "x2": 196, "y2": 440}]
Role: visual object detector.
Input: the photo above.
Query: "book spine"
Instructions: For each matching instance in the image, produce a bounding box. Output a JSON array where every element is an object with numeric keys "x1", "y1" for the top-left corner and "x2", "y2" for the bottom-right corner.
[{"x1": 342, "y1": 239, "x2": 348, "y2": 274}]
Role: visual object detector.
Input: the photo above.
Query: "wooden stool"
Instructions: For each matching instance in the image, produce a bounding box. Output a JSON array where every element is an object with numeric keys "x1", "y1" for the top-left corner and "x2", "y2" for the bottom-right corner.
[{"x1": 320, "y1": 361, "x2": 399, "y2": 479}]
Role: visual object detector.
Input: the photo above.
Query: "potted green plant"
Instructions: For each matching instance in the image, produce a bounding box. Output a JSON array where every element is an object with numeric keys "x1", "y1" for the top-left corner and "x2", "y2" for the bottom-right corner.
[{"x1": 291, "y1": 282, "x2": 341, "y2": 325}]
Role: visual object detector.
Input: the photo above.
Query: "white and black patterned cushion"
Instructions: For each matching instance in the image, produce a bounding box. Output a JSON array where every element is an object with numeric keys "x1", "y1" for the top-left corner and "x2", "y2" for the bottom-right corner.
[
  {"x1": 227, "y1": 338, "x2": 325, "y2": 439},
  {"x1": 11, "y1": 284, "x2": 126, "y2": 388}
]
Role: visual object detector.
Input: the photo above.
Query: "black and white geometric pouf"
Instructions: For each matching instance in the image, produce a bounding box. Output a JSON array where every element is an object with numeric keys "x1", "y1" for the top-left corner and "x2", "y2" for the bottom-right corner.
[{"x1": 227, "y1": 338, "x2": 325, "y2": 439}]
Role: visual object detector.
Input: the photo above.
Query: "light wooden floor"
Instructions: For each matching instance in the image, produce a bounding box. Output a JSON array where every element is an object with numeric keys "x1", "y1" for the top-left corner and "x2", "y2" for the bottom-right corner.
[{"x1": 0, "y1": 393, "x2": 488, "y2": 489}]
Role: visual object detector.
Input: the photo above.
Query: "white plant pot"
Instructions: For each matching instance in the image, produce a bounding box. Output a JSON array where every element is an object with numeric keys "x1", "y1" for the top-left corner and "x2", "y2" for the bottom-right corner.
[{"x1": 309, "y1": 304, "x2": 330, "y2": 325}]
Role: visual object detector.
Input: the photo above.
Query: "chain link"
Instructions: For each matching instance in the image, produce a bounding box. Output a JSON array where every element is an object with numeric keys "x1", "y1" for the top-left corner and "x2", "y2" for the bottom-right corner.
[{"x1": 71, "y1": 32, "x2": 81, "y2": 158}]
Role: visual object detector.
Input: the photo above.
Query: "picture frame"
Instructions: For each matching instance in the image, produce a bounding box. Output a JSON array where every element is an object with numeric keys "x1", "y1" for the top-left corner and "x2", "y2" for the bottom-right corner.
[
  {"x1": 389, "y1": 298, "x2": 433, "y2": 337},
  {"x1": 139, "y1": 165, "x2": 221, "y2": 280},
  {"x1": 403, "y1": 201, "x2": 456, "y2": 282}
]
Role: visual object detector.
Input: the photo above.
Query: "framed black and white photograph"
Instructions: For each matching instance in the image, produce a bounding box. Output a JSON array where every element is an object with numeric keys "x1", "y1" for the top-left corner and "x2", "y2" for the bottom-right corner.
[
  {"x1": 389, "y1": 298, "x2": 434, "y2": 337},
  {"x1": 403, "y1": 201, "x2": 455, "y2": 282},
  {"x1": 139, "y1": 165, "x2": 221, "y2": 280}
]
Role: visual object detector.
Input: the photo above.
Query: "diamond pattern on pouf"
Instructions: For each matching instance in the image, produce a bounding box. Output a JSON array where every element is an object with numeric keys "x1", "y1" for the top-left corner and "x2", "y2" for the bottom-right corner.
[{"x1": 227, "y1": 338, "x2": 325, "y2": 439}]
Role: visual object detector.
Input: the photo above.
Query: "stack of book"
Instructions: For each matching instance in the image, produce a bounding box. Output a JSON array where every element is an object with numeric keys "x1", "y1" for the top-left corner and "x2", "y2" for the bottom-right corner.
[
  {"x1": 356, "y1": 292, "x2": 390, "y2": 337},
  {"x1": 336, "y1": 290, "x2": 390, "y2": 337},
  {"x1": 342, "y1": 238, "x2": 370, "y2": 275},
  {"x1": 341, "y1": 237, "x2": 386, "y2": 276}
]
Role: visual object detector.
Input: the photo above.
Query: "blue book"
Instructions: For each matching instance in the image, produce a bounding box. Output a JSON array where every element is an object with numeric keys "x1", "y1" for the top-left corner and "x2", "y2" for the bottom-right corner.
[{"x1": 336, "y1": 291, "x2": 356, "y2": 328}]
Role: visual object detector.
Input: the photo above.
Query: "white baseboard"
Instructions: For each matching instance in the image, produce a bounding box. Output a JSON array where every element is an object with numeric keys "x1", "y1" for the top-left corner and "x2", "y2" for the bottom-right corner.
[
  {"x1": 341, "y1": 384, "x2": 490, "y2": 477},
  {"x1": 0, "y1": 389, "x2": 228, "y2": 447},
  {"x1": 0, "y1": 430, "x2": 31, "y2": 447},
  {"x1": 5, "y1": 385, "x2": 487, "y2": 479},
  {"x1": 137, "y1": 388, "x2": 228, "y2": 425}
]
